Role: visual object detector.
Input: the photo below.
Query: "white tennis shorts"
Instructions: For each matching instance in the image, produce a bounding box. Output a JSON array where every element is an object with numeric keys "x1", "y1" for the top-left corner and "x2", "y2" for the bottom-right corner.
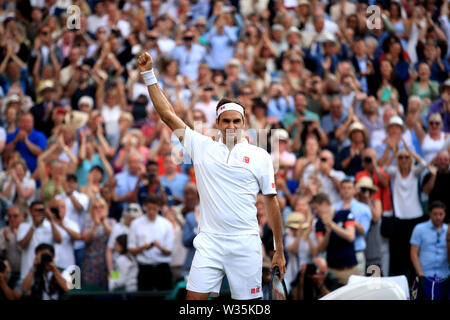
[{"x1": 187, "y1": 232, "x2": 263, "y2": 300}]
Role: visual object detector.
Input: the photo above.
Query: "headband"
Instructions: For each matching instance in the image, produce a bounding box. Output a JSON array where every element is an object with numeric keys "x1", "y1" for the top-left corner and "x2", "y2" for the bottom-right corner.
[{"x1": 216, "y1": 102, "x2": 245, "y2": 119}]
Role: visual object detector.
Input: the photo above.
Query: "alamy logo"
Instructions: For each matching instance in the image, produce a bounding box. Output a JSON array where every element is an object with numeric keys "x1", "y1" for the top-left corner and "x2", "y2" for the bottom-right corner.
[
  {"x1": 366, "y1": 5, "x2": 381, "y2": 30},
  {"x1": 66, "y1": 5, "x2": 81, "y2": 30}
]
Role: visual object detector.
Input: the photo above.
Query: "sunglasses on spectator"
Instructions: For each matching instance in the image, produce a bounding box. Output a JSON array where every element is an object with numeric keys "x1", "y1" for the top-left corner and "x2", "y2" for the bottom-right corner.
[
  {"x1": 97, "y1": 29, "x2": 106, "y2": 34},
  {"x1": 320, "y1": 157, "x2": 328, "y2": 162},
  {"x1": 360, "y1": 187, "x2": 374, "y2": 194},
  {"x1": 398, "y1": 155, "x2": 410, "y2": 160},
  {"x1": 429, "y1": 121, "x2": 441, "y2": 126},
  {"x1": 33, "y1": 207, "x2": 45, "y2": 212},
  {"x1": 127, "y1": 207, "x2": 139, "y2": 212},
  {"x1": 183, "y1": 36, "x2": 194, "y2": 41},
  {"x1": 93, "y1": 205, "x2": 105, "y2": 209}
]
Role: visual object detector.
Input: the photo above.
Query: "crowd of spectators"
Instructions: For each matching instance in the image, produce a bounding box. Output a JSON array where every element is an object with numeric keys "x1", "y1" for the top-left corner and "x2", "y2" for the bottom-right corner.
[{"x1": 0, "y1": 0, "x2": 450, "y2": 300}]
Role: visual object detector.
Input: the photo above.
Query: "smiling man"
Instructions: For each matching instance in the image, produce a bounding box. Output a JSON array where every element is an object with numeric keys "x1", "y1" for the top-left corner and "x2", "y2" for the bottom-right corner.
[{"x1": 136, "y1": 52, "x2": 285, "y2": 300}]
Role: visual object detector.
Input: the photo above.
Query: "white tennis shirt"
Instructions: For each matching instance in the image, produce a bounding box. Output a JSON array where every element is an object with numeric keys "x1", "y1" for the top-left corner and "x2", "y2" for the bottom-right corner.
[{"x1": 182, "y1": 126, "x2": 277, "y2": 236}]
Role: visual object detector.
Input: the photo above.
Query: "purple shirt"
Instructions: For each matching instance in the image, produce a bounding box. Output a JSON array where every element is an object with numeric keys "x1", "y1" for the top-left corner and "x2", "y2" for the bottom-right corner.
[{"x1": 428, "y1": 99, "x2": 450, "y2": 133}]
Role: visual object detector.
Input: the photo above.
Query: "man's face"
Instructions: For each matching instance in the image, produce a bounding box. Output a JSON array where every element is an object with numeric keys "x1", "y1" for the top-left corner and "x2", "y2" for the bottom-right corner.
[
  {"x1": 128, "y1": 154, "x2": 141, "y2": 175},
  {"x1": 216, "y1": 110, "x2": 245, "y2": 145},
  {"x1": 340, "y1": 182, "x2": 355, "y2": 200},
  {"x1": 387, "y1": 124, "x2": 402, "y2": 139},
  {"x1": 330, "y1": 100, "x2": 342, "y2": 116},
  {"x1": 145, "y1": 202, "x2": 160, "y2": 220},
  {"x1": 435, "y1": 151, "x2": 450, "y2": 171},
  {"x1": 30, "y1": 204, "x2": 45, "y2": 224},
  {"x1": 19, "y1": 114, "x2": 34, "y2": 132},
  {"x1": 430, "y1": 207, "x2": 446, "y2": 228},
  {"x1": 362, "y1": 149, "x2": 376, "y2": 170},
  {"x1": 163, "y1": 155, "x2": 176, "y2": 174},
  {"x1": 7, "y1": 207, "x2": 23, "y2": 229},
  {"x1": 319, "y1": 151, "x2": 333, "y2": 172},
  {"x1": 294, "y1": 94, "x2": 307, "y2": 113}
]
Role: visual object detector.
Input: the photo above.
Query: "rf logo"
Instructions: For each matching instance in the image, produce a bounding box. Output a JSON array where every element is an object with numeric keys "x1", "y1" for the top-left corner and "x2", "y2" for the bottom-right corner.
[{"x1": 243, "y1": 156, "x2": 249, "y2": 163}]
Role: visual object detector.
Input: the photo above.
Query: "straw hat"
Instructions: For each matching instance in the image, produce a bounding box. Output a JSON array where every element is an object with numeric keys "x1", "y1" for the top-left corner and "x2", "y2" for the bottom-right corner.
[
  {"x1": 64, "y1": 110, "x2": 89, "y2": 128},
  {"x1": 356, "y1": 176, "x2": 378, "y2": 193},
  {"x1": 348, "y1": 121, "x2": 368, "y2": 139},
  {"x1": 285, "y1": 212, "x2": 310, "y2": 230}
]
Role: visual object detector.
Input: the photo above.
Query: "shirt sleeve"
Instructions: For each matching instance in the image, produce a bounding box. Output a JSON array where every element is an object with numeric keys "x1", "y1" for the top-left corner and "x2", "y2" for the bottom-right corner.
[
  {"x1": 162, "y1": 220, "x2": 175, "y2": 252},
  {"x1": 258, "y1": 151, "x2": 277, "y2": 195},
  {"x1": 17, "y1": 222, "x2": 30, "y2": 242},
  {"x1": 315, "y1": 218, "x2": 325, "y2": 238},
  {"x1": 344, "y1": 211, "x2": 356, "y2": 228},
  {"x1": 182, "y1": 126, "x2": 212, "y2": 163},
  {"x1": 410, "y1": 225, "x2": 422, "y2": 246},
  {"x1": 107, "y1": 225, "x2": 119, "y2": 249},
  {"x1": 358, "y1": 204, "x2": 372, "y2": 235},
  {"x1": 127, "y1": 222, "x2": 138, "y2": 250}
]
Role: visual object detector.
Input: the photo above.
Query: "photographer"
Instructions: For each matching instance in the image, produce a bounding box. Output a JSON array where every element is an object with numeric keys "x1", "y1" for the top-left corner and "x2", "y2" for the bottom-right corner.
[
  {"x1": 134, "y1": 160, "x2": 168, "y2": 207},
  {"x1": 0, "y1": 258, "x2": 21, "y2": 300},
  {"x1": 21, "y1": 243, "x2": 69, "y2": 300},
  {"x1": 292, "y1": 257, "x2": 339, "y2": 300}
]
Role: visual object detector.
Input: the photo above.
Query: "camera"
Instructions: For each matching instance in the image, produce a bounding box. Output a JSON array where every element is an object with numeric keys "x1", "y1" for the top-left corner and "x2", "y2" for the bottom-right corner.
[
  {"x1": 305, "y1": 263, "x2": 318, "y2": 276},
  {"x1": 147, "y1": 173, "x2": 156, "y2": 181},
  {"x1": 50, "y1": 207, "x2": 60, "y2": 220},
  {"x1": 303, "y1": 120, "x2": 313, "y2": 126},
  {"x1": 36, "y1": 253, "x2": 53, "y2": 274},
  {"x1": 363, "y1": 156, "x2": 372, "y2": 164},
  {"x1": 0, "y1": 260, "x2": 6, "y2": 273}
]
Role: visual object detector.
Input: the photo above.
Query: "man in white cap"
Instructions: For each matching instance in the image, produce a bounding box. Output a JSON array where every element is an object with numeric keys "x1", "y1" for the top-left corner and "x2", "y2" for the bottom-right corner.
[{"x1": 136, "y1": 52, "x2": 285, "y2": 300}]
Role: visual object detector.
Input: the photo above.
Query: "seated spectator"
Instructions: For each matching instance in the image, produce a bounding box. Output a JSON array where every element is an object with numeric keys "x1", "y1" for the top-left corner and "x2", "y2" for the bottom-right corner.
[
  {"x1": 21, "y1": 243, "x2": 69, "y2": 300},
  {"x1": 293, "y1": 135, "x2": 321, "y2": 187},
  {"x1": 311, "y1": 193, "x2": 359, "y2": 286},
  {"x1": 0, "y1": 258, "x2": 21, "y2": 300},
  {"x1": 159, "y1": 153, "x2": 190, "y2": 207},
  {"x1": 106, "y1": 203, "x2": 143, "y2": 277},
  {"x1": 114, "y1": 152, "x2": 143, "y2": 210},
  {"x1": 410, "y1": 201, "x2": 449, "y2": 279},
  {"x1": 0, "y1": 206, "x2": 24, "y2": 290},
  {"x1": 423, "y1": 150, "x2": 450, "y2": 223},
  {"x1": 81, "y1": 198, "x2": 114, "y2": 290},
  {"x1": 113, "y1": 130, "x2": 150, "y2": 172},
  {"x1": 128, "y1": 194, "x2": 174, "y2": 291},
  {"x1": 108, "y1": 234, "x2": 138, "y2": 292},
  {"x1": 17, "y1": 201, "x2": 62, "y2": 281},
  {"x1": 267, "y1": 82, "x2": 295, "y2": 124},
  {"x1": 5, "y1": 113, "x2": 47, "y2": 174},
  {"x1": 135, "y1": 160, "x2": 168, "y2": 206},
  {"x1": 336, "y1": 121, "x2": 367, "y2": 177}
]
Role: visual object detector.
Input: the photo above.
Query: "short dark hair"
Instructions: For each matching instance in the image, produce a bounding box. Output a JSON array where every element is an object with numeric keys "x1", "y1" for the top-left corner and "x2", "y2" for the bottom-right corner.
[
  {"x1": 30, "y1": 201, "x2": 44, "y2": 210},
  {"x1": 66, "y1": 174, "x2": 77, "y2": 182},
  {"x1": 429, "y1": 201, "x2": 447, "y2": 212},
  {"x1": 90, "y1": 165, "x2": 104, "y2": 177},
  {"x1": 216, "y1": 98, "x2": 246, "y2": 121},
  {"x1": 35, "y1": 243, "x2": 55, "y2": 256},
  {"x1": 146, "y1": 160, "x2": 158, "y2": 167},
  {"x1": 310, "y1": 193, "x2": 331, "y2": 205},
  {"x1": 143, "y1": 194, "x2": 163, "y2": 206},
  {"x1": 115, "y1": 234, "x2": 128, "y2": 255},
  {"x1": 293, "y1": 91, "x2": 307, "y2": 98}
]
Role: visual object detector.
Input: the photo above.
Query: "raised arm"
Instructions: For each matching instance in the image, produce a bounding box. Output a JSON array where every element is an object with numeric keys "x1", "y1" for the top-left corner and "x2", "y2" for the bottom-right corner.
[{"x1": 137, "y1": 52, "x2": 186, "y2": 142}]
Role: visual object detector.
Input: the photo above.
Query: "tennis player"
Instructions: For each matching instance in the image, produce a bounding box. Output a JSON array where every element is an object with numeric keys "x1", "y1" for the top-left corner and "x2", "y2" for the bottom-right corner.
[{"x1": 137, "y1": 52, "x2": 286, "y2": 300}]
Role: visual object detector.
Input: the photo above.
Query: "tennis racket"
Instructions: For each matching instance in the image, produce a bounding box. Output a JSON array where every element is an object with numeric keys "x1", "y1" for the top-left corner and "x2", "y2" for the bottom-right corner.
[{"x1": 269, "y1": 266, "x2": 288, "y2": 300}]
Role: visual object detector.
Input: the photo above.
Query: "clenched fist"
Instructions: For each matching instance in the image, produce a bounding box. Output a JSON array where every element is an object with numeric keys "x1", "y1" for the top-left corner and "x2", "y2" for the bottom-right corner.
[{"x1": 137, "y1": 52, "x2": 153, "y2": 72}]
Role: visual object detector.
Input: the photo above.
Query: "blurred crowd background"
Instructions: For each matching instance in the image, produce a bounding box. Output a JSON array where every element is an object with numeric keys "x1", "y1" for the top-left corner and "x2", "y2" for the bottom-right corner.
[{"x1": 0, "y1": 0, "x2": 449, "y2": 300}]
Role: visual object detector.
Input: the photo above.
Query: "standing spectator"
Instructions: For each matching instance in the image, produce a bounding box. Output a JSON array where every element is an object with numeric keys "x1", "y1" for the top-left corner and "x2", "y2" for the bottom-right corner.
[
  {"x1": 408, "y1": 62, "x2": 440, "y2": 111},
  {"x1": 106, "y1": 203, "x2": 143, "y2": 278},
  {"x1": 354, "y1": 177, "x2": 383, "y2": 273},
  {"x1": 321, "y1": 96, "x2": 348, "y2": 156},
  {"x1": 204, "y1": 11, "x2": 238, "y2": 71},
  {"x1": 30, "y1": 81, "x2": 58, "y2": 137},
  {"x1": 160, "y1": 153, "x2": 190, "y2": 206},
  {"x1": 316, "y1": 150, "x2": 346, "y2": 204},
  {"x1": 414, "y1": 113, "x2": 448, "y2": 163},
  {"x1": 170, "y1": 29, "x2": 206, "y2": 81},
  {"x1": 410, "y1": 201, "x2": 449, "y2": 279},
  {"x1": 191, "y1": 85, "x2": 218, "y2": 129},
  {"x1": 5, "y1": 113, "x2": 47, "y2": 174},
  {"x1": 427, "y1": 78, "x2": 450, "y2": 133},
  {"x1": 384, "y1": 146, "x2": 428, "y2": 280},
  {"x1": 181, "y1": 183, "x2": 200, "y2": 278},
  {"x1": 0, "y1": 159, "x2": 36, "y2": 211},
  {"x1": 356, "y1": 148, "x2": 392, "y2": 275},
  {"x1": 81, "y1": 197, "x2": 114, "y2": 290},
  {"x1": 0, "y1": 206, "x2": 24, "y2": 289},
  {"x1": 114, "y1": 152, "x2": 142, "y2": 209},
  {"x1": 17, "y1": 201, "x2": 62, "y2": 281},
  {"x1": 422, "y1": 150, "x2": 450, "y2": 223},
  {"x1": 283, "y1": 90, "x2": 320, "y2": 140},
  {"x1": 311, "y1": 193, "x2": 359, "y2": 286},
  {"x1": 293, "y1": 135, "x2": 321, "y2": 187},
  {"x1": 54, "y1": 174, "x2": 89, "y2": 268},
  {"x1": 267, "y1": 82, "x2": 294, "y2": 123},
  {"x1": 50, "y1": 199, "x2": 80, "y2": 270},
  {"x1": 134, "y1": 160, "x2": 168, "y2": 207},
  {"x1": 128, "y1": 194, "x2": 174, "y2": 291},
  {"x1": 334, "y1": 179, "x2": 372, "y2": 276},
  {"x1": 108, "y1": 234, "x2": 138, "y2": 292},
  {"x1": 0, "y1": 258, "x2": 21, "y2": 300},
  {"x1": 87, "y1": 1, "x2": 108, "y2": 35},
  {"x1": 284, "y1": 210, "x2": 317, "y2": 295}
]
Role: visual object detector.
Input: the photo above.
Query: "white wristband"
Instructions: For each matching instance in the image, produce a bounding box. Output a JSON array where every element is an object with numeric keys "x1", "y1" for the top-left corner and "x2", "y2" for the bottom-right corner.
[{"x1": 140, "y1": 69, "x2": 157, "y2": 86}]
